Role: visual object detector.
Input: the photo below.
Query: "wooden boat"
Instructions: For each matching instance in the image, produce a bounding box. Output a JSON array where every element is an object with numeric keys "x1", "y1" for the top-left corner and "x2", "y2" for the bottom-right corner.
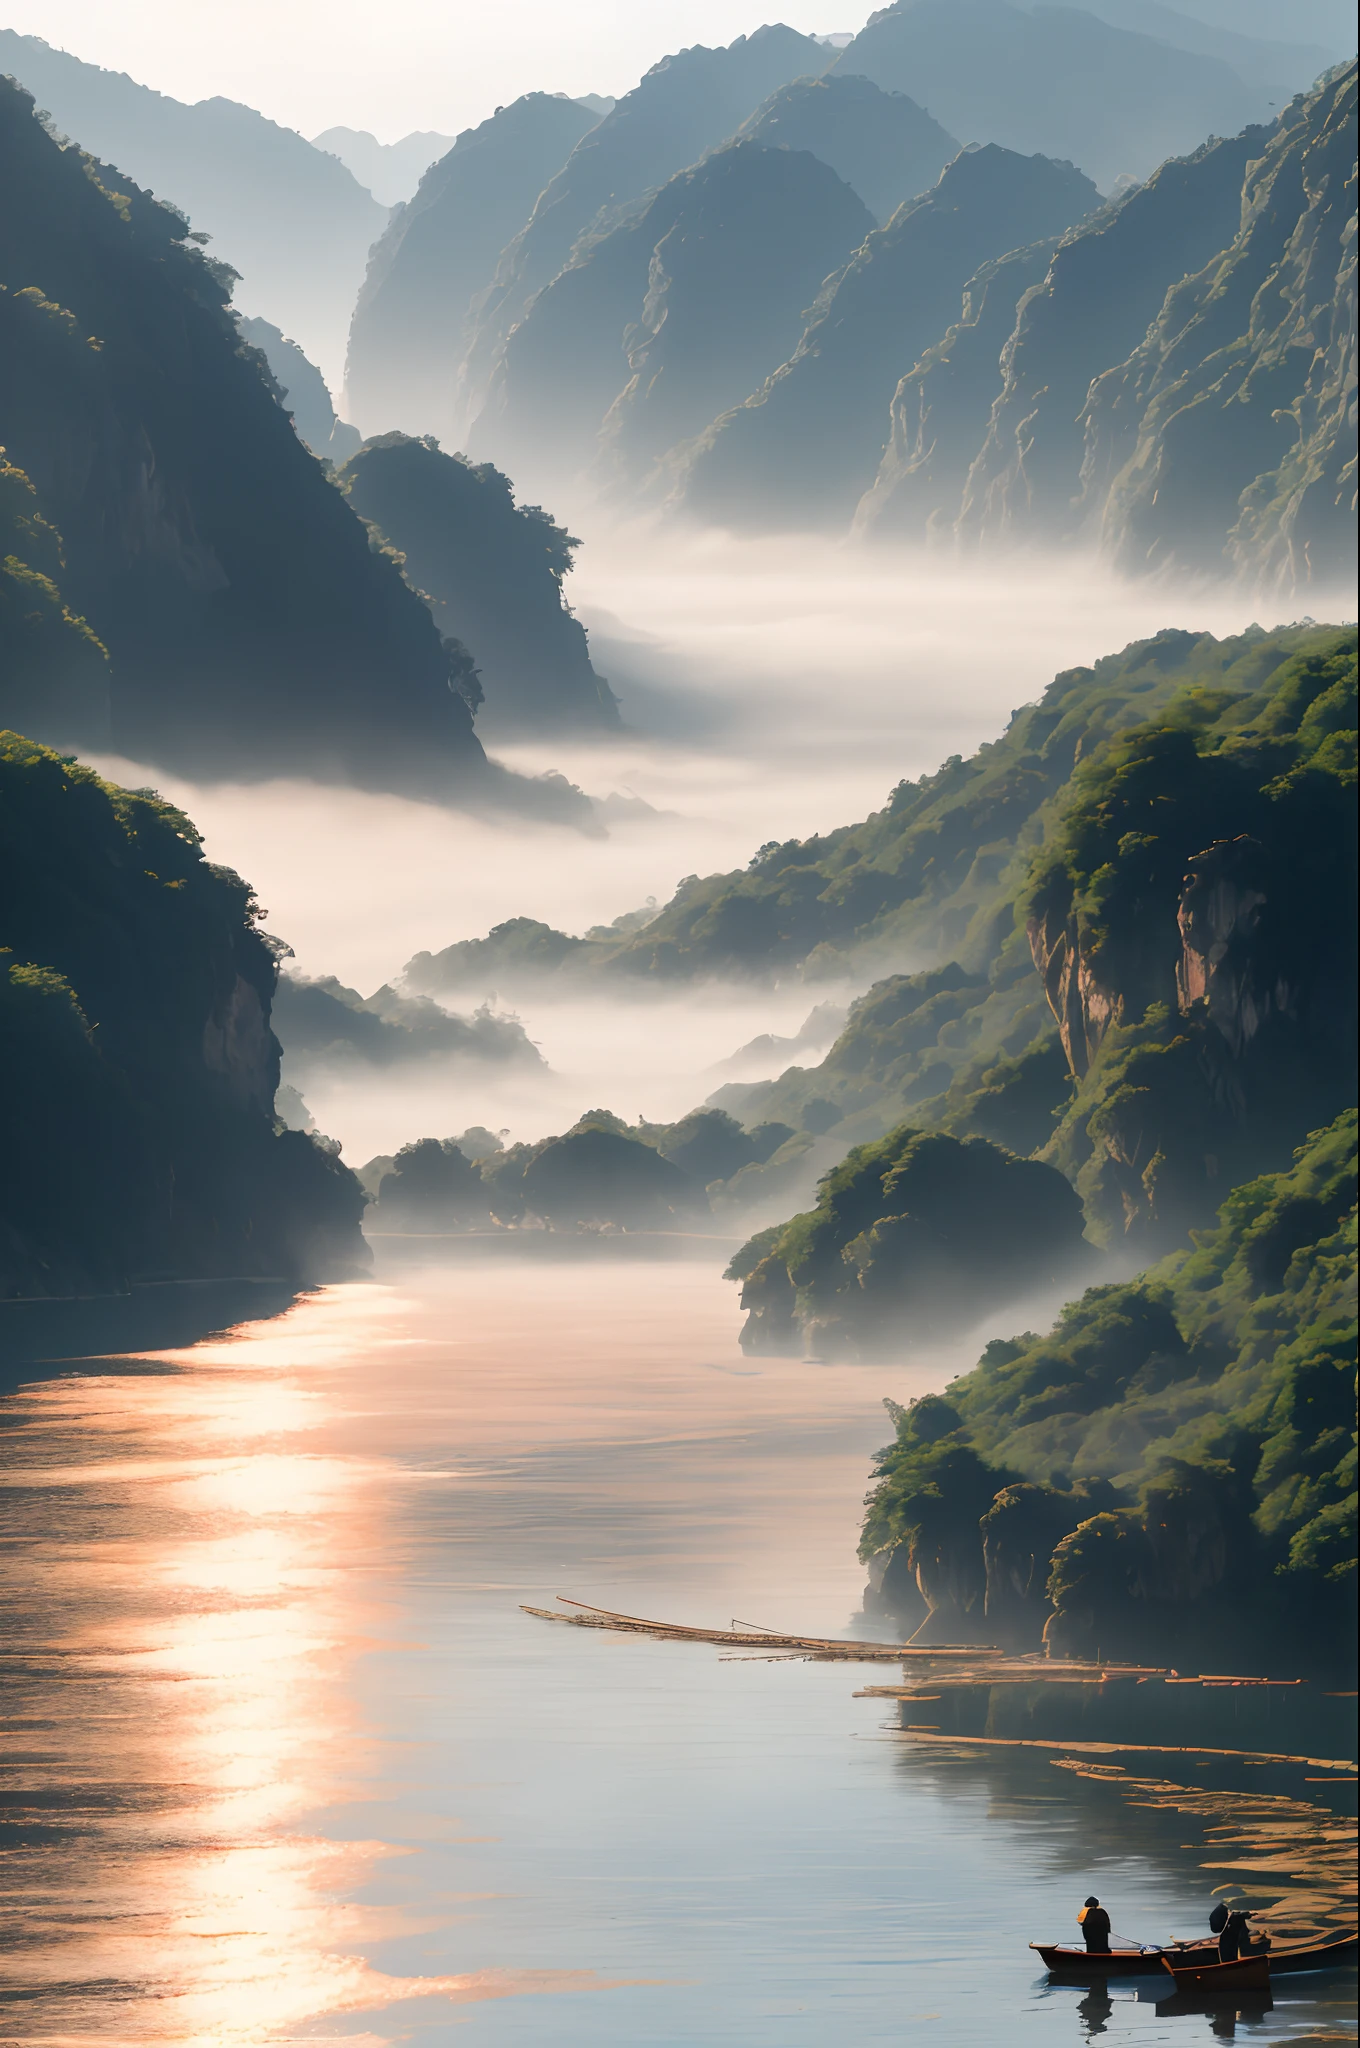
[
  {"x1": 1161, "y1": 1951, "x2": 1271, "y2": 1993},
  {"x1": 1032, "y1": 1941, "x2": 1214, "y2": 1975},
  {"x1": 1033, "y1": 1929, "x2": 1356, "y2": 1977}
]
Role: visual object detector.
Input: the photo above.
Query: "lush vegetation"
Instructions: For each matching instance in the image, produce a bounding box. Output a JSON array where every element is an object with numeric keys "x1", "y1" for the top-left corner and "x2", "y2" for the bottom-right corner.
[
  {"x1": 862, "y1": 1111, "x2": 1357, "y2": 1669},
  {"x1": 339, "y1": 435, "x2": 617, "y2": 731},
  {"x1": 0, "y1": 735, "x2": 367, "y2": 1294},
  {"x1": 729, "y1": 1126, "x2": 1089, "y2": 1359}
]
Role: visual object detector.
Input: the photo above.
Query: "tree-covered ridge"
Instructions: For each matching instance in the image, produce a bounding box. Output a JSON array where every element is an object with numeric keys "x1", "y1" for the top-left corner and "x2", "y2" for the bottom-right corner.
[
  {"x1": 728, "y1": 1124, "x2": 1089, "y2": 1359},
  {"x1": 0, "y1": 74, "x2": 488, "y2": 796},
  {"x1": 338, "y1": 435, "x2": 618, "y2": 733},
  {"x1": 713, "y1": 624, "x2": 1355, "y2": 1247},
  {"x1": 0, "y1": 735, "x2": 367, "y2": 1295},
  {"x1": 617, "y1": 624, "x2": 1344, "y2": 983},
  {"x1": 861, "y1": 1110, "x2": 1357, "y2": 1669}
]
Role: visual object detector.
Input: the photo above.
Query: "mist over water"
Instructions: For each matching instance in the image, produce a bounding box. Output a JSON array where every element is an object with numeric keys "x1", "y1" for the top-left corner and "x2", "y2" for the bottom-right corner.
[{"x1": 91, "y1": 534, "x2": 1354, "y2": 1161}]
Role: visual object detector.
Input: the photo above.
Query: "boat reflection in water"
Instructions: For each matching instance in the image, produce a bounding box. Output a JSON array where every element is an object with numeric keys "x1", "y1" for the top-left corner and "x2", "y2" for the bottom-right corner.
[{"x1": 0, "y1": 1258, "x2": 1354, "y2": 2044}]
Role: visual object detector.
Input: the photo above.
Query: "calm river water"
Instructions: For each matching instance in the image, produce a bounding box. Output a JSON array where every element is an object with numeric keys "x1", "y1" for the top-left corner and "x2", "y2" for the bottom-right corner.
[{"x1": 0, "y1": 1253, "x2": 1354, "y2": 2045}]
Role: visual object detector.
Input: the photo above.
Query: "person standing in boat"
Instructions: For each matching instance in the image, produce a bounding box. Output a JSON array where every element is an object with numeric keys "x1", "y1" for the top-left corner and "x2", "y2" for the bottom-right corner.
[
  {"x1": 1209, "y1": 1896, "x2": 1266, "y2": 1962},
  {"x1": 1078, "y1": 1896, "x2": 1112, "y2": 1952}
]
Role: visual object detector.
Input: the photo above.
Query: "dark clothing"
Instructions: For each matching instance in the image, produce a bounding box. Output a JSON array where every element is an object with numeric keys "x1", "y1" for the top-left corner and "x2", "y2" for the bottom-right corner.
[
  {"x1": 1217, "y1": 1911, "x2": 1252, "y2": 1963},
  {"x1": 1079, "y1": 1905, "x2": 1112, "y2": 1952}
]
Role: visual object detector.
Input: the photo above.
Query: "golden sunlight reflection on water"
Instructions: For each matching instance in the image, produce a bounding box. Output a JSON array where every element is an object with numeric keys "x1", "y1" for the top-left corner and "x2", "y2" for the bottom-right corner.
[
  {"x1": 0, "y1": 1267, "x2": 900, "y2": 2042},
  {"x1": 1, "y1": 1262, "x2": 1354, "y2": 2046}
]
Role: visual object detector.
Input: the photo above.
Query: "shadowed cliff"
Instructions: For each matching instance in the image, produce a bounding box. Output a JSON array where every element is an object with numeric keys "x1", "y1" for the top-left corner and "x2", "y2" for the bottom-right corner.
[
  {"x1": 0, "y1": 736, "x2": 369, "y2": 1296},
  {"x1": 338, "y1": 434, "x2": 618, "y2": 733}
]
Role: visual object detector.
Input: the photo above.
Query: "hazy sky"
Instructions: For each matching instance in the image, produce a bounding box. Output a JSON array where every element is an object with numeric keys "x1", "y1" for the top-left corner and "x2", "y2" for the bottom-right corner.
[{"x1": 3, "y1": 1, "x2": 867, "y2": 140}]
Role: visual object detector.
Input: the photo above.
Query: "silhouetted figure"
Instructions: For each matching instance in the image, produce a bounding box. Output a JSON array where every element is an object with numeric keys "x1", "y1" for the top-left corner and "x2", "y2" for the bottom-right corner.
[
  {"x1": 1078, "y1": 1896, "x2": 1112, "y2": 1952},
  {"x1": 1210, "y1": 1900, "x2": 1263, "y2": 1962}
]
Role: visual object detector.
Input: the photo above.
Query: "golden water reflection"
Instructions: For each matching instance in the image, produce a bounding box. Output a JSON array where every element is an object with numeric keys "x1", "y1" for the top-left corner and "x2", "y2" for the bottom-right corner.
[{"x1": 0, "y1": 1282, "x2": 652, "y2": 2042}]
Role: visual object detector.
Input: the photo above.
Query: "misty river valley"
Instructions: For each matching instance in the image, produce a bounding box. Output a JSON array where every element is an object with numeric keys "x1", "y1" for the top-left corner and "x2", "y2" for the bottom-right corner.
[{"x1": 1, "y1": 1254, "x2": 1354, "y2": 2043}]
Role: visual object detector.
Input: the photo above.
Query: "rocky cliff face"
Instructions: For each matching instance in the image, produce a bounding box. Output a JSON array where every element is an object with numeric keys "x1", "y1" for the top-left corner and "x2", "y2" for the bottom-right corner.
[
  {"x1": 854, "y1": 237, "x2": 1059, "y2": 538},
  {"x1": 344, "y1": 94, "x2": 598, "y2": 442},
  {"x1": 676, "y1": 145, "x2": 1098, "y2": 530},
  {"x1": 954, "y1": 126, "x2": 1265, "y2": 543},
  {"x1": 1082, "y1": 63, "x2": 1357, "y2": 586},
  {"x1": 0, "y1": 78, "x2": 488, "y2": 797}
]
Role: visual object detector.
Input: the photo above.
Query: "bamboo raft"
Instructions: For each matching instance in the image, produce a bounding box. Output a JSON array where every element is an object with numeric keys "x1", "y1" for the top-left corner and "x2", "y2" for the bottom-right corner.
[{"x1": 519, "y1": 1598, "x2": 1169, "y2": 1675}]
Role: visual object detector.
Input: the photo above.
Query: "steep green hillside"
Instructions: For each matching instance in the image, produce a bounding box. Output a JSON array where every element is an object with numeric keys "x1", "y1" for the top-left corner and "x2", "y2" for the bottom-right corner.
[
  {"x1": 709, "y1": 625, "x2": 1356, "y2": 1246},
  {"x1": 861, "y1": 1110, "x2": 1357, "y2": 1669},
  {"x1": 734, "y1": 72, "x2": 958, "y2": 224},
  {"x1": 676, "y1": 145, "x2": 1097, "y2": 528},
  {"x1": 344, "y1": 94, "x2": 598, "y2": 441},
  {"x1": 339, "y1": 435, "x2": 618, "y2": 732},
  {"x1": 0, "y1": 76, "x2": 491, "y2": 798},
  {"x1": 834, "y1": 0, "x2": 1261, "y2": 189},
  {"x1": 458, "y1": 25, "x2": 835, "y2": 429},
  {"x1": 728, "y1": 1125, "x2": 1090, "y2": 1358},
  {"x1": 0, "y1": 29, "x2": 384, "y2": 381},
  {"x1": 0, "y1": 735, "x2": 367, "y2": 1295},
  {"x1": 473, "y1": 141, "x2": 873, "y2": 495}
]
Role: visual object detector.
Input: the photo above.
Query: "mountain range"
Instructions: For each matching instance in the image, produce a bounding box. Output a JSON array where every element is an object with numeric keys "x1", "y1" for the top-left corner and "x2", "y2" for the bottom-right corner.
[{"x1": 0, "y1": 29, "x2": 383, "y2": 383}]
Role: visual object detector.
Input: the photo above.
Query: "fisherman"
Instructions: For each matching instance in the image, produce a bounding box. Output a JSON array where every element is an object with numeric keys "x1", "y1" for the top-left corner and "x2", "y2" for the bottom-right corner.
[
  {"x1": 1077, "y1": 1896, "x2": 1112, "y2": 1952},
  {"x1": 1209, "y1": 1896, "x2": 1265, "y2": 1963}
]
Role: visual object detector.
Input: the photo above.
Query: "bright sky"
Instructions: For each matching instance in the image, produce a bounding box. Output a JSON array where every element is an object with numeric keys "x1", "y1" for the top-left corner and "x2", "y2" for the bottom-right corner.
[{"x1": 2, "y1": 1, "x2": 868, "y2": 140}]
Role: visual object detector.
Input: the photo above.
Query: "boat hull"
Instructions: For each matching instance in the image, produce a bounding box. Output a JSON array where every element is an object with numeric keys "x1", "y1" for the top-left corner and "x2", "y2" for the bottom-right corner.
[
  {"x1": 1162, "y1": 1953, "x2": 1271, "y2": 1993},
  {"x1": 1034, "y1": 1930, "x2": 1356, "y2": 1978}
]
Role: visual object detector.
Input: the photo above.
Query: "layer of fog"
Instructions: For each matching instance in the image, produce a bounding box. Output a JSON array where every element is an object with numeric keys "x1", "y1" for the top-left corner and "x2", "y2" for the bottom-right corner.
[{"x1": 90, "y1": 533, "x2": 1355, "y2": 1166}]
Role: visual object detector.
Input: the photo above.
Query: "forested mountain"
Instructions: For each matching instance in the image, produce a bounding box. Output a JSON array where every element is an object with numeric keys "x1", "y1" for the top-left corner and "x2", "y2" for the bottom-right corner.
[
  {"x1": 344, "y1": 94, "x2": 600, "y2": 441},
  {"x1": 0, "y1": 76, "x2": 490, "y2": 799},
  {"x1": 312, "y1": 125, "x2": 455, "y2": 206},
  {"x1": 733, "y1": 73, "x2": 959, "y2": 225},
  {"x1": 0, "y1": 736, "x2": 368, "y2": 1295},
  {"x1": 457, "y1": 25, "x2": 836, "y2": 433},
  {"x1": 675, "y1": 146, "x2": 1098, "y2": 529},
  {"x1": 473, "y1": 142, "x2": 875, "y2": 497},
  {"x1": 0, "y1": 30, "x2": 384, "y2": 382},
  {"x1": 338, "y1": 435, "x2": 619, "y2": 732},
  {"x1": 857, "y1": 64, "x2": 1357, "y2": 591},
  {"x1": 860, "y1": 1106, "x2": 1356, "y2": 1667},
  {"x1": 0, "y1": 454, "x2": 109, "y2": 754},
  {"x1": 237, "y1": 317, "x2": 361, "y2": 464},
  {"x1": 833, "y1": 0, "x2": 1262, "y2": 189},
  {"x1": 711, "y1": 620, "x2": 1355, "y2": 1263}
]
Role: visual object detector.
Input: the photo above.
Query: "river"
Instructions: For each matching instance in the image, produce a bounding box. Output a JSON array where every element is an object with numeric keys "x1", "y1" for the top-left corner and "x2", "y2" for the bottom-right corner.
[{"x1": 0, "y1": 1252, "x2": 1354, "y2": 2044}]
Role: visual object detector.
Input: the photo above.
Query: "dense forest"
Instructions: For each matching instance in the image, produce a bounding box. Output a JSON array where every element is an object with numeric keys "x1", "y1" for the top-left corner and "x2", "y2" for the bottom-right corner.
[{"x1": 0, "y1": 736, "x2": 367, "y2": 1295}]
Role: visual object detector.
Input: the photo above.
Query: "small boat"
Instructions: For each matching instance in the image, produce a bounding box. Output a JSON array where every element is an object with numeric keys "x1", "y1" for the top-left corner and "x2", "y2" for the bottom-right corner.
[
  {"x1": 1033, "y1": 1929, "x2": 1356, "y2": 1978},
  {"x1": 1031, "y1": 1942, "x2": 1213, "y2": 1976},
  {"x1": 1161, "y1": 1951, "x2": 1270, "y2": 1993}
]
